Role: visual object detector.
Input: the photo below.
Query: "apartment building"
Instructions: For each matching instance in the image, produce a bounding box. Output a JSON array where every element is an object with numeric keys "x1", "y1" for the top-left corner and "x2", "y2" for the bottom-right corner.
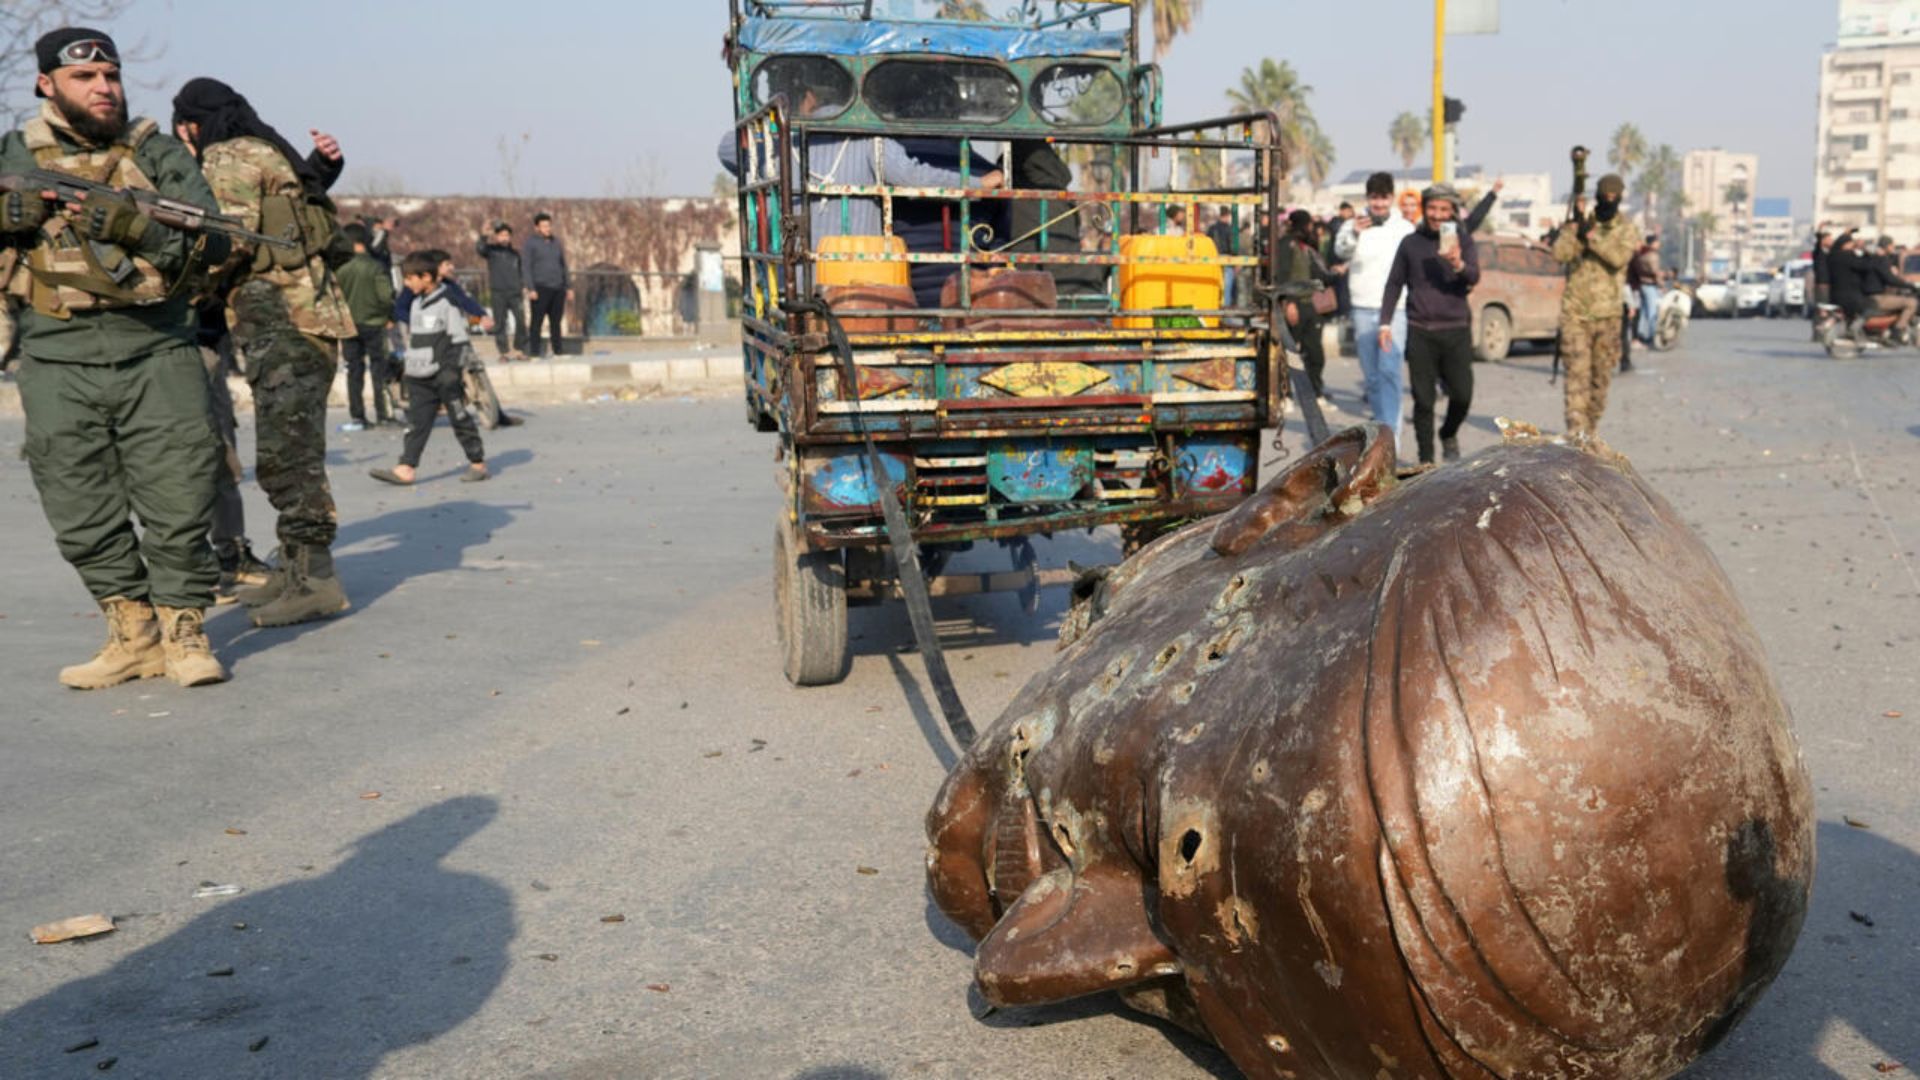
[{"x1": 1814, "y1": 0, "x2": 1920, "y2": 240}]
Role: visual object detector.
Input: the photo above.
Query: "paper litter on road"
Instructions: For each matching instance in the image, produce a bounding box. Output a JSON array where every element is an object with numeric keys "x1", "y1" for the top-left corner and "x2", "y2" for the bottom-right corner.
[{"x1": 31, "y1": 914, "x2": 114, "y2": 944}]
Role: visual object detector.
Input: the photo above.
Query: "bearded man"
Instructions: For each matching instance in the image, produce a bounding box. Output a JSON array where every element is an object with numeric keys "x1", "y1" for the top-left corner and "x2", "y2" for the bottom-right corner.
[{"x1": 0, "y1": 28, "x2": 231, "y2": 688}]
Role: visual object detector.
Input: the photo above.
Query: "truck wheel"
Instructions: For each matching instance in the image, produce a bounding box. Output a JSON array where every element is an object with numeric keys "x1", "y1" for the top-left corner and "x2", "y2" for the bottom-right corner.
[
  {"x1": 774, "y1": 518, "x2": 849, "y2": 686},
  {"x1": 1475, "y1": 307, "x2": 1512, "y2": 362}
]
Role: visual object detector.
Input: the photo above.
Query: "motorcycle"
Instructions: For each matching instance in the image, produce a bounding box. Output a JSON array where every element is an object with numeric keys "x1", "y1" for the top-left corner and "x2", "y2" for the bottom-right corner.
[
  {"x1": 377, "y1": 336, "x2": 510, "y2": 430},
  {"x1": 1650, "y1": 288, "x2": 1689, "y2": 351},
  {"x1": 1815, "y1": 301, "x2": 1915, "y2": 358}
]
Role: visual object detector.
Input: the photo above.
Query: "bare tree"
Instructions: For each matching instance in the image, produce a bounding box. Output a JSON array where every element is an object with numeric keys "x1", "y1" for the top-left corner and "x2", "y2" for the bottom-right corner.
[
  {"x1": 2, "y1": 1, "x2": 158, "y2": 126},
  {"x1": 496, "y1": 131, "x2": 530, "y2": 197}
]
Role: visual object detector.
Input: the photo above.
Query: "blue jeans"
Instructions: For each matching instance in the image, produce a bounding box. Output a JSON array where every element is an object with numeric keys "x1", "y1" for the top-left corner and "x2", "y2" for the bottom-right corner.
[
  {"x1": 1636, "y1": 285, "x2": 1660, "y2": 342},
  {"x1": 1351, "y1": 306, "x2": 1406, "y2": 455}
]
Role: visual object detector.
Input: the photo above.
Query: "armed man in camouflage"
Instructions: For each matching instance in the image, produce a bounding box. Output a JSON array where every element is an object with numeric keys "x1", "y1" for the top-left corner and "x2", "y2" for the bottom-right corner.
[
  {"x1": 1551, "y1": 173, "x2": 1639, "y2": 440},
  {"x1": 0, "y1": 29, "x2": 231, "y2": 688},
  {"x1": 171, "y1": 77, "x2": 355, "y2": 628}
]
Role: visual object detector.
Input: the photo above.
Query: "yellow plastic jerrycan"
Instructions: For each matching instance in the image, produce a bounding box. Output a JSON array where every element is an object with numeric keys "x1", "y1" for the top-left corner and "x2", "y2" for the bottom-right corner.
[
  {"x1": 1117, "y1": 233, "x2": 1222, "y2": 329},
  {"x1": 815, "y1": 234, "x2": 910, "y2": 289}
]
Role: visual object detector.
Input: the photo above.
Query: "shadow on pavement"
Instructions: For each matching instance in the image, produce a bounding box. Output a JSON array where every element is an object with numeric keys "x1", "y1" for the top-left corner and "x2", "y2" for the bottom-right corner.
[
  {"x1": 971, "y1": 989, "x2": 1237, "y2": 1078},
  {"x1": 1692, "y1": 819, "x2": 1919, "y2": 1077},
  {"x1": 0, "y1": 796, "x2": 513, "y2": 1079},
  {"x1": 791, "y1": 1068, "x2": 889, "y2": 1080},
  {"x1": 212, "y1": 500, "x2": 522, "y2": 664},
  {"x1": 416, "y1": 446, "x2": 533, "y2": 484}
]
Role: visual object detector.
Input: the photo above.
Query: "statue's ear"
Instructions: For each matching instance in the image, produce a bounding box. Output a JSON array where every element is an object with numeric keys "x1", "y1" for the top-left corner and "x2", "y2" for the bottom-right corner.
[
  {"x1": 1210, "y1": 423, "x2": 1397, "y2": 557},
  {"x1": 975, "y1": 866, "x2": 1180, "y2": 1007}
]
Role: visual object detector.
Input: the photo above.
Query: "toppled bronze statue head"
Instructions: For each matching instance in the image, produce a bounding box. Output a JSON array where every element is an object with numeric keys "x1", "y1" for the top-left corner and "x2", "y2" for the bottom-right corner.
[{"x1": 927, "y1": 424, "x2": 1813, "y2": 1078}]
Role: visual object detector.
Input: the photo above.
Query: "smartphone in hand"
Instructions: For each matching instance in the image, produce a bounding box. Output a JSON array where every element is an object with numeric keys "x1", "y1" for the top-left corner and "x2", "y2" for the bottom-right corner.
[{"x1": 1439, "y1": 220, "x2": 1459, "y2": 255}]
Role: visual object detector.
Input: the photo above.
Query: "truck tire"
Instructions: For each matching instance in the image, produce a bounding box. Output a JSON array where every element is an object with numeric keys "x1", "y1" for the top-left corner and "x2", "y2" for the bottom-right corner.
[
  {"x1": 1475, "y1": 306, "x2": 1512, "y2": 362},
  {"x1": 774, "y1": 518, "x2": 849, "y2": 686}
]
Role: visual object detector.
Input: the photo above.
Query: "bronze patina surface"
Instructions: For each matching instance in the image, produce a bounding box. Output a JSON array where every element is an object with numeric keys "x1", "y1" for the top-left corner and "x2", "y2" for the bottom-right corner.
[{"x1": 926, "y1": 423, "x2": 1814, "y2": 1079}]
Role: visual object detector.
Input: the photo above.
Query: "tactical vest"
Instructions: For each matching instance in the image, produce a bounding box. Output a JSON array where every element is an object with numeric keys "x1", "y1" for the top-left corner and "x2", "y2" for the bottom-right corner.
[{"x1": 5, "y1": 116, "x2": 179, "y2": 318}]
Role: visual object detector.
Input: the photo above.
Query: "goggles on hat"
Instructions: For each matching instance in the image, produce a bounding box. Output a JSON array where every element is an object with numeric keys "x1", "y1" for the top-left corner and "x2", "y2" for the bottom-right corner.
[{"x1": 55, "y1": 38, "x2": 119, "y2": 66}]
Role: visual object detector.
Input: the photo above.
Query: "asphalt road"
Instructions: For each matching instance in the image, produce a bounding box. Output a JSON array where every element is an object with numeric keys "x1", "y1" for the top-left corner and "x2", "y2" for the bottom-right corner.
[{"x1": 0, "y1": 317, "x2": 1915, "y2": 1079}]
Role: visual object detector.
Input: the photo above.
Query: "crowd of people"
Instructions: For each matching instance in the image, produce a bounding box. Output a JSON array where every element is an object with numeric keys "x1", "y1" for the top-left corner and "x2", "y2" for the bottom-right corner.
[
  {"x1": 0, "y1": 28, "x2": 516, "y2": 689},
  {"x1": 1184, "y1": 168, "x2": 1646, "y2": 466}
]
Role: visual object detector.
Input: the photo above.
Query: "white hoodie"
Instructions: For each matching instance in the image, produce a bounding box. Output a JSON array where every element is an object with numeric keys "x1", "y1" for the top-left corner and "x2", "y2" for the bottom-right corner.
[{"x1": 1333, "y1": 213, "x2": 1417, "y2": 311}]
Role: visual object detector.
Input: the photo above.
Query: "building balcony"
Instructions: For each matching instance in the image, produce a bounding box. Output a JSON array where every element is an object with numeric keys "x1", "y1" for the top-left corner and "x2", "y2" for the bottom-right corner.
[
  {"x1": 1830, "y1": 81, "x2": 1886, "y2": 101},
  {"x1": 1826, "y1": 188, "x2": 1881, "y2": 206}
]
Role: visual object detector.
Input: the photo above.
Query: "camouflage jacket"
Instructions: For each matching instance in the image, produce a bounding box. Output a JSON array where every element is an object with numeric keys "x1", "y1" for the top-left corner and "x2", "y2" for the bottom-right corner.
[
  {"x1": 0, "y1": 102, "x2": 222, "y2": 363},
  {"x1": 202, "y1": 135, "x2": 353, "y2": 340},
  {"x1": 1552, "y1": 215, "x2": 1639, "y2": 322}
]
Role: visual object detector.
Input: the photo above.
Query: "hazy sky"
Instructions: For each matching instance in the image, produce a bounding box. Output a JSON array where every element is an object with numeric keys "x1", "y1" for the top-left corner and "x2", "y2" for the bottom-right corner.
[{"x1": 15, "y1": 0, "x2": 1840, "y2": 212}]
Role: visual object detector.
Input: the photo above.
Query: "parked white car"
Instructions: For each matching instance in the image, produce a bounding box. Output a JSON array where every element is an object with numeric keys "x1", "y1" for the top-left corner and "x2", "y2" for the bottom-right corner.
[
  {"x1": 1732, "y1": 270, "x2": 1773, "y2": 317},
  {"x1": 1766, "y1": 258, "x2": 1811, "y2": 317},
  {"x1": 1692, "y1": 278, "x2": 1736, "y2": 317}
]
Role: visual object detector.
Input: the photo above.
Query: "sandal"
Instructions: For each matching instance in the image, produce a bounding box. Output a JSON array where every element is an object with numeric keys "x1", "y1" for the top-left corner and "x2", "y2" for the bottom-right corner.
[
  {"x1": 460, "y1": 466, "x2": 490, "y2": 483},
  {"x1": 369, "y1": 467, "x2": 414, "y2": 486}
]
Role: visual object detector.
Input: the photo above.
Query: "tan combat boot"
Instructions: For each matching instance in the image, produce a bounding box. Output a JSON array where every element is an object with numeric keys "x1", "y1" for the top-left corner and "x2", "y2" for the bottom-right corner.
[
  {"x1": 154, "y1": 606, "x2": 229, "y2": 687},
  {"x1": 249, "y1": 544, "x2": 350, "y2": 628},
  {"x1": 59, "y1": 596, "x2": 167, "y2": 689}
]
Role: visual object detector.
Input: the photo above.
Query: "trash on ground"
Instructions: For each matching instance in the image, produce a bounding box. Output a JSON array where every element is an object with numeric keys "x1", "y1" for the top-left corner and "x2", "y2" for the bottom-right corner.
[
  {"x1": 31, "y1": 914, "x2": 114, "y2": 944},
  {"x1": 193, "y1": 884, "x2": 244, "y2": 899}
]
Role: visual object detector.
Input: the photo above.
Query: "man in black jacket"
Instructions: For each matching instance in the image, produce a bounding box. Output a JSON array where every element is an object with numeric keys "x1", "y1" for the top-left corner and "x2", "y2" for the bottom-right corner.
[
  {"x1": 1860, "y1": 235, "x2": 1916, "y2": 334},
  {"x1": 475, "y1": 222, "x2": 527, "y2": 359},
  {"x1": 1380, "y1": 184, "x2": 1480, "y2": 465},
  {"x1": 521, "y1": 211, "x2": 569, "y2": 358}
]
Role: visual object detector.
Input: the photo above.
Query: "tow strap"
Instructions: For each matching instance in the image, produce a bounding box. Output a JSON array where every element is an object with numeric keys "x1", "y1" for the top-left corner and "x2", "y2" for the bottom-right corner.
[{"x1": 782, "y1": 296, "x2": 977, "y2": 751}]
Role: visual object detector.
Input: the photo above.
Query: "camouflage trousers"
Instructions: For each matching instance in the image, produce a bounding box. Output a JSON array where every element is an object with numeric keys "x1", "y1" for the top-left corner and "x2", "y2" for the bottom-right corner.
[
  {"x1": 1561, "y1": 314, "x2": 1621, "y2": 439},
  {"x1": 231, "y1": 279, "x2": 339, "y2": 550}
]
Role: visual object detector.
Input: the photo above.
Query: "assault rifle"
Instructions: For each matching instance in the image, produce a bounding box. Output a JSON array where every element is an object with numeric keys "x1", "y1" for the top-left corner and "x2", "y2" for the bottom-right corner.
[
  {"x1": 1, "y1": 167, "x2": 297, "y2": 251},
  {"x1": 1551, "y1": 145, "x2": 1590, "y2": 384}
]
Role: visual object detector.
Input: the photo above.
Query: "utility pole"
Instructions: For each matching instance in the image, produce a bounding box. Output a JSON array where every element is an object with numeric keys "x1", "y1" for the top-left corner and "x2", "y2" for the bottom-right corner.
[{"x1": 1432, "y1": 0, "x2": 1448, "y2": 183}]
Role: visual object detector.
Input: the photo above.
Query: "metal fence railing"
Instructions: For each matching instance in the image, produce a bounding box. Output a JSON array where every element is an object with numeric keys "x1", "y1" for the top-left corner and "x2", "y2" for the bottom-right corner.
[{"x1": 448, "y1": 268, "x2": 734, "y2": 339}]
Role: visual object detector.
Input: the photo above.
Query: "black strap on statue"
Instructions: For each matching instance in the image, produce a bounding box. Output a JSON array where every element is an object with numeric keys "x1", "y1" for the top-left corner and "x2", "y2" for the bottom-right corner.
[
  {"x1": 780, "y1": 295, "x2": 977, "y2": 751},
  {"x1": 1270, "y1": 280, "x2": 1330, "y2": 446}
]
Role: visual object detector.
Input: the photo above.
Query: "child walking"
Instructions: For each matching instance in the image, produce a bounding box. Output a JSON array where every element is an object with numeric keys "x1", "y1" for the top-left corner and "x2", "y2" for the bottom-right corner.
[{"x1": 370, "y1": 252, "x2": 489, "y2": 486}]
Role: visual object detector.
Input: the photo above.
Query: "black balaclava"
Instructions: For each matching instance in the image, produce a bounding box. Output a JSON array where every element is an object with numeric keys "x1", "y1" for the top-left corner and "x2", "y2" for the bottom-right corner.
[
  {"x1": 1594, "y1": 173, "x2": 1625, "y2": 223},
  {"x1": 171, "y1": 77, "x2": 328, "y2": 204}
]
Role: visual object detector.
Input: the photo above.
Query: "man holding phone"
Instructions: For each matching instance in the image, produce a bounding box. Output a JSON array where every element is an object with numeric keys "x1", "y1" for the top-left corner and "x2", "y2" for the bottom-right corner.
[
  {"x1": 1379, "y1": 183, "x2": 1480, "y2": 465},
  {"x1": 1333, "y1": 171, "x2": 1415, "y2": 457}
]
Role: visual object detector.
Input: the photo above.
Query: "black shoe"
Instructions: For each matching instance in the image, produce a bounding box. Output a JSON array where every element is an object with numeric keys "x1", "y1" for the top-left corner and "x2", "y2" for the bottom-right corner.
[{"x1": 1441, "y1": 437, "x2": 1460, "y2": 462}]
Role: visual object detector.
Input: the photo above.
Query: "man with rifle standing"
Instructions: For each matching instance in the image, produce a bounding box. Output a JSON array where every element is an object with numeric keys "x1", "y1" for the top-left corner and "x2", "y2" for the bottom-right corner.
[
  {"x1": 0, "y1": 29, "x2": 234, "y2": 688},
  {"x1": 1552, "y1": 171, "x2": 1638, "y2": 441},
  {"x1": 171, "y1": 77, "x2": 357, "y2": 628}
]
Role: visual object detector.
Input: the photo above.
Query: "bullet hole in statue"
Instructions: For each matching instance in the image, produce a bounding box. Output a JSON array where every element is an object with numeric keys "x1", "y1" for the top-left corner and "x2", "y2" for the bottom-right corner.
[{"x1": 1179, "y1": 829, "x2": 1203, "y2": 864}]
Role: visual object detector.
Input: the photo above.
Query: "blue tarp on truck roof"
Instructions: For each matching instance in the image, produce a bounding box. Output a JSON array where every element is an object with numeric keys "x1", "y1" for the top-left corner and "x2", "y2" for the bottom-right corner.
[{"x1": 736, "y1": 16, "x2": 1128, "y2": 61}]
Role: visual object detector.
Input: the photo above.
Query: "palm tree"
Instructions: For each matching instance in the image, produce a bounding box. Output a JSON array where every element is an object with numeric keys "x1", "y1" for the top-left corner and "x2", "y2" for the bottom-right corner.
[
  {"x1": 1689, "y1": 210, "x2": 1719, "y2": 276},
  {"x1": 1151, "y1": 0, "x2": 1203, "y2": 59},
  {"x1": 1608, "y1": 123, "x2": 1647, "y2": 182},
  {"x1": 1722, "y1": 179, "x2": 1749, "y2": 216},
  {"x1": 1226, "y1": 59, "x2": 1333, "y2": 187},
  {"x1": 1638, "y1": 143, "x2": 1682, "y2": 229},
  {"x1": 1389, "y1": 112, "x2": 1427, "y2": 169}
]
